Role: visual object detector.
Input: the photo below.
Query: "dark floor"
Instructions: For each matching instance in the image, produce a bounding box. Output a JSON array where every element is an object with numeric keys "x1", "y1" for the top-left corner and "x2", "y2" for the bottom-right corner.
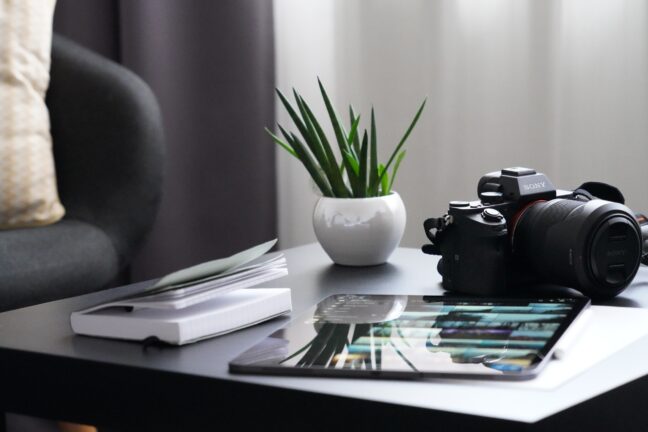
[
  {"x1": 6, "y1": 414, "x2": 59, "y2": 432},
  {"x1": 6, "y1": 414, "x2": 122, "y2": 432}
]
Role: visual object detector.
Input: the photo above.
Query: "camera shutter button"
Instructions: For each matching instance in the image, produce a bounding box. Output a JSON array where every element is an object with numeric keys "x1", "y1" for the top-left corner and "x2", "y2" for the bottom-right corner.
[{"x1": 482, "y1": 208, "x2": 504, "y2": 222}]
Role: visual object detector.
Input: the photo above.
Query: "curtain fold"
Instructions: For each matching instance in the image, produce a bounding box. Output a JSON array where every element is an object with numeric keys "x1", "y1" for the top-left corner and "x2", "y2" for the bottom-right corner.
[{"x1": 54, "y1": 0, "x2": 276, "y2": 280}]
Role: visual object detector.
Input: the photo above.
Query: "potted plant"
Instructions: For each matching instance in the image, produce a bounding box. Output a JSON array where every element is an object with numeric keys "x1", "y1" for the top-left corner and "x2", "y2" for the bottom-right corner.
[{"x1": 267, "y1": 79, "x2": 426, "y2": 266}]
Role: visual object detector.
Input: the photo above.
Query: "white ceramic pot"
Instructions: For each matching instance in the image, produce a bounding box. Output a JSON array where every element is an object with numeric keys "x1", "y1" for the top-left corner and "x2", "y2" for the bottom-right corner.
[{"x1": 312, "y1": 192, "x2": 406, "y2": 266}]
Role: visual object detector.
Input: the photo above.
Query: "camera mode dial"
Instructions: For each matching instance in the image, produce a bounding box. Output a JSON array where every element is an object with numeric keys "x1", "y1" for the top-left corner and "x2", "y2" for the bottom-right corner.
[
  {"x1": 482, "y1": 208, "x2": 504, "y2": 223},
  {"x1": 479, "y1": 191, "x2": 504, "y2": 204}
]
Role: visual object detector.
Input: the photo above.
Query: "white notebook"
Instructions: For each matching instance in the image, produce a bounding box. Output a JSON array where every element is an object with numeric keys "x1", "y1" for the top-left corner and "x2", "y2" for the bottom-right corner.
[
  {"x1": 81, "y1": 254, "x2": 288, "y2": 311},
  {"x1": 71, "y1": 288, "x2": 292, "y2": 345}
]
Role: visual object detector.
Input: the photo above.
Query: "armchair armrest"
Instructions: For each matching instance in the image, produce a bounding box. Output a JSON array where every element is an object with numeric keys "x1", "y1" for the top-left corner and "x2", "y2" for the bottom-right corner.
[{"x1": 46, "y1": 35, "x2": 165, "y2": 267}]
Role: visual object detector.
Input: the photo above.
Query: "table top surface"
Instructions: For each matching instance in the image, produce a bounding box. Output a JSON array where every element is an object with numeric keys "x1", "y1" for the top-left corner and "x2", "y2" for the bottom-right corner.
[{"x1": 3, "y1": 243, "x2": 648, "y2": 424}]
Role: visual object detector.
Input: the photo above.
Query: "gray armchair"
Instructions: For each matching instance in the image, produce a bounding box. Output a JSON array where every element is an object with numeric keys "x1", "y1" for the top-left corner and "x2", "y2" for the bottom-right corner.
[{"x1": 0, "y1": 35, "x2": 164, "y2": 312}]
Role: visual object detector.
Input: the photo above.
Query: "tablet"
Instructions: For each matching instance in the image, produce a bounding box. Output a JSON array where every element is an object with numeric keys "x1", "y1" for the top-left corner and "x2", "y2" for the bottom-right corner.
[{"x1": 229, "y1": 294, "x2": 590, "y2": 380}]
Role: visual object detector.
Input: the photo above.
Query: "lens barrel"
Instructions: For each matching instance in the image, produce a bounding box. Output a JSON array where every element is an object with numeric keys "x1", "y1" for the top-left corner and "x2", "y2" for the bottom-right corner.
[{"x1": 512, "y1": 199, "x2": 642, "y2": 298}]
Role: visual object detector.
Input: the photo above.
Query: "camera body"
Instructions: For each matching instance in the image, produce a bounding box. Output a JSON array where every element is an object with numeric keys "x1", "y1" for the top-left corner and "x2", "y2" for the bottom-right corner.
[{"x1": 422, "y1": 167, "x2": 642, "y2": 299}]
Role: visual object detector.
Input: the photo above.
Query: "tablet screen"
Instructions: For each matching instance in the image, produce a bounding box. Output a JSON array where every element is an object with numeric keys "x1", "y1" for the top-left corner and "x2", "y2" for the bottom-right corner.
[{"x1": 230, "y1": 295, "x2": 589, "y2": 379}]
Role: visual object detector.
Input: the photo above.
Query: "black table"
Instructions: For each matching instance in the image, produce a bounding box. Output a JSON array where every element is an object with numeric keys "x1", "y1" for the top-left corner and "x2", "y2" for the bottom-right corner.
[{"x1": 2, "y1": 244, "x2": 648, "y2": 431}]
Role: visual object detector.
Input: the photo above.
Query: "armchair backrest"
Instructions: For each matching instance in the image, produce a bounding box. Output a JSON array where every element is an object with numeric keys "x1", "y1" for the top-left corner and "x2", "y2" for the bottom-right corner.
[{"x1": 46, "y1": 35, "x2": 165, "y2": 266}]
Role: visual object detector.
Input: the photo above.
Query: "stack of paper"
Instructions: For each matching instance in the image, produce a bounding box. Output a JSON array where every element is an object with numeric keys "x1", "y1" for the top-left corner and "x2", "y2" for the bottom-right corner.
[{"x1": 71, "y1": 240, "x2": 291, "y2": 345}]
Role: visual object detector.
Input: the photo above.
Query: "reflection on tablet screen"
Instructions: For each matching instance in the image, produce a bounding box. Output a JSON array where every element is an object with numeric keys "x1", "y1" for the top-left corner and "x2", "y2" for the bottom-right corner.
[{"x1": 230, "y1": 295, "x2": 589, "y2": 379}]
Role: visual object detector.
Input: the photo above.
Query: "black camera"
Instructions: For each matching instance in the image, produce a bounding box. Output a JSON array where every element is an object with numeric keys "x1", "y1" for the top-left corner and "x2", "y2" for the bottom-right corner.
[{"x1": 422, "y1": 167, "x2": 643, "y2": 299}]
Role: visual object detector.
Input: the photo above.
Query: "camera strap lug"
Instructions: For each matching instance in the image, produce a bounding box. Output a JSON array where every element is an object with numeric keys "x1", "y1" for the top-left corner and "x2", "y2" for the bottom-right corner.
[{"x1": 423, "y1": 214, "x2": 453, "y2": 245}]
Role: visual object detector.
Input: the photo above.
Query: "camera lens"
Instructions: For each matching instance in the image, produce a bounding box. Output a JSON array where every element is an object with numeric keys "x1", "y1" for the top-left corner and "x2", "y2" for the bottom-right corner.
[{"x1": 512, "y1": 199, "x2": 642, "y2": 299}]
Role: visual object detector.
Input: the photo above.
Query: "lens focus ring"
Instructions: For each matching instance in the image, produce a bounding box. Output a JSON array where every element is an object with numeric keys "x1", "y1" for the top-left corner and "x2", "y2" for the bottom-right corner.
[{"x1": 513, "y1": 199, "x2": 642, "y2": 298}]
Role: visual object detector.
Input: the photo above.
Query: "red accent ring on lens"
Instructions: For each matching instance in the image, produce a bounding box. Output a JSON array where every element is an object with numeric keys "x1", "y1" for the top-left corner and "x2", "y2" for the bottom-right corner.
[{"x1": 509, "y1": 200, "x2": 546, "y2": 247}]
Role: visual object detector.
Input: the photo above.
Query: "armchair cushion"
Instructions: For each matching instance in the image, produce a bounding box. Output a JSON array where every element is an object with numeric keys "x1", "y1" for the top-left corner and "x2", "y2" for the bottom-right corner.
[{"x1": 0, "y1": 220, "x2": 118, "y2": 311}]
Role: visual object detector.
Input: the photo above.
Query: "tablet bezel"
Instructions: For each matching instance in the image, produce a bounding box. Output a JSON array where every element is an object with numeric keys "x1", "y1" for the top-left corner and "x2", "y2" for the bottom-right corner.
[{"x1": 229, "y1": 295, "x2": 591, "y2": 381}]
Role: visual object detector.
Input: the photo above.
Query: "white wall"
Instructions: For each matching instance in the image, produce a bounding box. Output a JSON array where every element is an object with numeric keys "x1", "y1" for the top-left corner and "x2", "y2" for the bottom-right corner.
[
  {"x1": 273, "y1": 0, "x2": 336, "y2": 248},
  {"x1": 274, "y1": 0, "x2": 648, "y2": 249}
]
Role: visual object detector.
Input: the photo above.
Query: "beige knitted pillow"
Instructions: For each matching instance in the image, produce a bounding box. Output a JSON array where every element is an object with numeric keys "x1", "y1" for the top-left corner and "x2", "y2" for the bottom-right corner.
[{"x1": 0, "y1": 0, "x2": 64, "y2": 229}]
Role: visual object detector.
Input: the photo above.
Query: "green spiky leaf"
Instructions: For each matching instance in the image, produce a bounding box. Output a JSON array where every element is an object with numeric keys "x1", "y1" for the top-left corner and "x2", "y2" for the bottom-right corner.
[
  {"x1": 369, "y1": 108, "x2": 378, "y2": 195},
  {"x1": 293, "y1": 90, "x2": 329, "y2": 167},
  {"x1": 388, "y1": 150, "x2": 406, "y2": 192},
  {"x1": 294, "y1": 93, "x2": 352, "y2": 197},
  {"x1": 347, "y1": 115, "x2": 361, "y2": 149},
  {"x1": 359, "y1": 130, "x2": 368, "y2": 197},
  {"x1": 376, "y1": 98, "x2": 426, "y2": 186},
  {"x1": 343, "y1": 150, "x2": 360, "y2": 176},
  {"x1": 317, "y1": 78, "x2": 349, "y2": 153},
  {"x1": 275, "y1": 89, "x2": 314, "y2": 146},
  {"x1": 265, "y1": 127, "x2": 297, "y2": 159},
  {"x1": 349, "y1": 106, "x2": 361, "y2": 156},
  {"x1": 379, "y1": 164, "x2": 389, "y2": 195},
  {"x1": 298, "y1": 95, "x2": 351, "y2": 198},
  {"x1": 318, "y1": 78, "x2": 361, "y2": 194},
  {"x1": 289, "y1": 132, "x2": 334, "y2": 197},
  {"x1": 278, "y1": 125, "x2": 333, "y2": 197}
]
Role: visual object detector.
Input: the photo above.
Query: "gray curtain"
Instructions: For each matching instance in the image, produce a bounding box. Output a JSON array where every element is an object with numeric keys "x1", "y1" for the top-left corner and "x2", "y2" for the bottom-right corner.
[{"x1": 53, "y1": 0, "x2": 277, "y2": 281}]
